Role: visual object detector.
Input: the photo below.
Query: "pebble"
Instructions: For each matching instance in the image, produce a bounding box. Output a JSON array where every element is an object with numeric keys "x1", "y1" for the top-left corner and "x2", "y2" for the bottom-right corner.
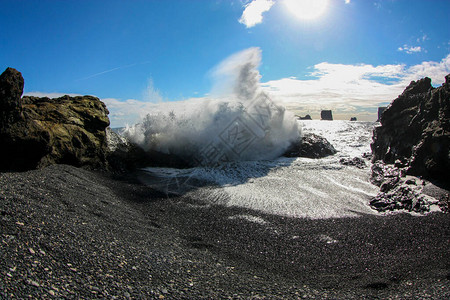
[
  {"x1": 405, "y1": 179, "x2": 416, "y2": 185},
  {"x1": 1, "y1": 162, "x2": 448, "y2": 299},
  {"x1": 91, "y1": 286, "x2": 100, "y2": 292},
  {"x1": 28, "y1": 280, "x2": 40, "y2": 287}
]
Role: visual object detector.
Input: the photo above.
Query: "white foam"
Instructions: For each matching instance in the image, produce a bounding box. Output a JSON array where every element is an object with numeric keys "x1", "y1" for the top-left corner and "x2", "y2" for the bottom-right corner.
[
  {"x1": 141, "y1": 121, "x2": 381, "y2": 219},
  {"x1": 123, "y1": 48, "x2": 300, "y2": 164},
  {"x1": 299, "y1": 120, "x2": 374, "y2": 158}
]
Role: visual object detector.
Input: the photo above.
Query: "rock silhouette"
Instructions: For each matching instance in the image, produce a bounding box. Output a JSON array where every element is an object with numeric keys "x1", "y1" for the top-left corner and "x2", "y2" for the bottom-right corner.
[{"x1": 321, "y1": 110, "x2": 333, "y2": 121}]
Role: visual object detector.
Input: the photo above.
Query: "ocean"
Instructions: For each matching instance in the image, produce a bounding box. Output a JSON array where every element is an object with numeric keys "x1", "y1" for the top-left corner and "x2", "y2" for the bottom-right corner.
[
  {"x1": 138, "y1": 120, "x2": 380, "y2": 219},
  {"x1": 120, "y1": 48, "x2": 382, "y2": 219}
]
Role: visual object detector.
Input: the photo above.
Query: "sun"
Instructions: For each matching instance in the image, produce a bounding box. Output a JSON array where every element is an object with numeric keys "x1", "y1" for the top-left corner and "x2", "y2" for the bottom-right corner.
[{"x1": 284, "y1": 0, "x2": 329, "y2": 21}]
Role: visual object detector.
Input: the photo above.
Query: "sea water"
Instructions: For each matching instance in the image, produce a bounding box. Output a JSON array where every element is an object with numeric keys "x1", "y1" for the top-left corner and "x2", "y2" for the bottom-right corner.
[
  {"x1": 138, "y1": 120, "x2": 380, "y2": 219},
  {"x1": 123, "y1": 48, "x2": 300, "y2": 165},
  {"x1": 124, "y1": 48, "x2": 380, "y2": 219}
]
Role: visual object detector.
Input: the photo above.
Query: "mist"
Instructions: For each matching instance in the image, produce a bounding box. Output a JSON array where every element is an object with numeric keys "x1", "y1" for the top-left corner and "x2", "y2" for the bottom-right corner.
[{"x1": 123, "y1": 47, "x2": 300, "y2": 165}]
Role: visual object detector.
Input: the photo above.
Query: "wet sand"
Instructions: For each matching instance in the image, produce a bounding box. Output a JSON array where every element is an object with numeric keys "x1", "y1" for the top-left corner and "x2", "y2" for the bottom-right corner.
[{"x1": 1, "y1": 165, "x2": 449, "y2": 299}]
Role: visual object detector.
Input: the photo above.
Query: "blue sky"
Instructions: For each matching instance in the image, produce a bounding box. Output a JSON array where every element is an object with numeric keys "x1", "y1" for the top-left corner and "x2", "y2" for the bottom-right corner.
[{"x1": 1, "y1": 0, "x2": 449, "y2": 126}]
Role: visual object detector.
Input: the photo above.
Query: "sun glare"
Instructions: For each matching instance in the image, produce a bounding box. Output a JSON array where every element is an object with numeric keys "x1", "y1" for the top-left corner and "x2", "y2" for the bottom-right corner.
[{"x1": 284, "y1": 0, "x2": 329, "y2": 20}]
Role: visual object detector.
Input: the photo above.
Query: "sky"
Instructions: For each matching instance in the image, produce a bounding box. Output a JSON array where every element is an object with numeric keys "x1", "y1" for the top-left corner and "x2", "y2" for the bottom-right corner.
[{"x1": 1, "y1": 0, "x2": 449, "y2": 126}]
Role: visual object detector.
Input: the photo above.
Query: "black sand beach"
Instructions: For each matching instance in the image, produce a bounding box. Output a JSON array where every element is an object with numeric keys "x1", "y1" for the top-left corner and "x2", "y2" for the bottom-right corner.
[{"x1": 1, "y1": 165, "x2": 449, "y2": 299}]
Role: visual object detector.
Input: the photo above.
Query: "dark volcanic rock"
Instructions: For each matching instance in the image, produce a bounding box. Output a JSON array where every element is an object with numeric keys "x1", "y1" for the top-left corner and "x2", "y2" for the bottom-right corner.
[
  {"x1": 0, "y1": 67, "x2": 110, "y2": 171},
  {"x1": 0, "y1": 67, "x2": 24, "y2": 114},
  {"x1": 370, "y1": 75, "x2": 450, "y2": 213},
  {"x1": 321, "y1": 110, "x2": 333, "y2": 121},
  {"x1": 284, "y1": 133, "x2": 337, "y2": 158},
  {"x1": 371, "y1": 75, "x2": 450, "y2": 186},
  {"x1": 339, "y1": 157, "x2": 366, "y2": 169},
  {"x1": 106, "y1": 128, "x2": 191, "y2": 171},
  {"x1": 298, "y1": 114, "x2": 312, "y2": 120},
  {"x1": 350, "y1": 117, "x2": 357, "y2": 121},
  {"x1": 369, "y1": 161, "x2": 444, "y2": 213}
]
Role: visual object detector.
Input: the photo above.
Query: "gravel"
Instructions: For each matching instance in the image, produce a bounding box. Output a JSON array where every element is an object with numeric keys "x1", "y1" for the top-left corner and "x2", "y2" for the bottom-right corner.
[{"x1": 1, "y1": 164, "x2": 449, "y2": 299}]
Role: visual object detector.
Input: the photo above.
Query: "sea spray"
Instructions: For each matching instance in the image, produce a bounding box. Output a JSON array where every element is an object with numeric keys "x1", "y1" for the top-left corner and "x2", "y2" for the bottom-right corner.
[{"x1": 123, "y1": 48, "x2": 300, "y2": 165}]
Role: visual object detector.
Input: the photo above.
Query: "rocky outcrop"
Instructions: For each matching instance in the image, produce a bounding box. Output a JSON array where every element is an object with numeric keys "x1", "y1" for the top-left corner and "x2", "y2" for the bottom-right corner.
[
  {"x1": 284, "y1": 133, "x2": 337, "y2": 158},
  {"x1": 320, "y1": 110, "x2": 333, "y2": 121},
  {"x1": 370, "y1": 74, "x2": 450, "y2": 212},
  {"x1": 369, "y1": 161, "x2": 442, "y2": 212},
  {"x1": 350, "y1": 117, "x2": 357, "y2": 121},
  {"x1": 298, "y1": 114, "x2": 312, "y2": 120},
  {"x1": 0, "y1": 68, "x2": 110, "y2": 171},
  {"x1": 371, "y1": 75, "x2": 450, "y2": 185}
]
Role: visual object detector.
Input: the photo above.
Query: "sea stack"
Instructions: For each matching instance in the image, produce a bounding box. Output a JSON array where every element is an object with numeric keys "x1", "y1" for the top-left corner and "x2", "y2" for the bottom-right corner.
[
  {"x1": 299, "y1": 114, "x2": 312, "y2": 120},
  {"x1": 320, "y1": 110, "x2": 333, "y2": 120}
]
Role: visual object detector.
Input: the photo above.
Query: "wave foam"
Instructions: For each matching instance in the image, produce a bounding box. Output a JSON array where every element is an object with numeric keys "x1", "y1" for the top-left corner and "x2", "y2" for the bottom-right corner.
[{"x1": 123, "y1": 48, "x2": 300, "y2": 165}]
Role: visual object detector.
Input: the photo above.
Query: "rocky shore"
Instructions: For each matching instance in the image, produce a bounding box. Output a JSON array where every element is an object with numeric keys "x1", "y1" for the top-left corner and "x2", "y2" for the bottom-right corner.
[
  {"x1": 1, "y1": 165, "x2": 449, "y2": 299},
  {"x1": 1, "y1": 67, "x2": 449, "y2": 298},
  {"x1": 370, "y1": 75, "x2": 450, "y2": 213}
]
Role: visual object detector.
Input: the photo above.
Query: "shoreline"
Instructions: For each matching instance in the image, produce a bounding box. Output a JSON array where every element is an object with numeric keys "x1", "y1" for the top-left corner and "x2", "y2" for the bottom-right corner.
[{"x1": 1, "y1": 164, "x2": 449, "y2": 298}]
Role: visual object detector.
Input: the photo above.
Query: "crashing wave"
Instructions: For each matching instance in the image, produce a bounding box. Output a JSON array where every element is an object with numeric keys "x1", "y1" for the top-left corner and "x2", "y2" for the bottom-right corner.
[{"x1": 123, "y1": 47, "x2": 300, "y2": 165}]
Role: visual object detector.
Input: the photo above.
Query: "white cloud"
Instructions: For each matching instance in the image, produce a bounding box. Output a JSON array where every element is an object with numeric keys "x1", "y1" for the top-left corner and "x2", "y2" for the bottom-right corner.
[
  {"x1": 24, "y1": 91, "x2": 82, "y2": 98},
  {"x1": 102, "y1": 98, "x2": 159, "y2": 127},
  {"x1": 261, "y1": 54, "x2": 450, "y2": 120},
  {"x1": 103, "y1": 96, "x2": 215, "y2": 128},
  {"x1": 345, "y1": 0, "x2": 350, "y2": 4},
  {"x1": 406, "y1": 54, "x2": 450, "y2": 82},
  {"x1": 398, "y1": 45, "x2": 423, "y2": 54},
  {"x1": 26, "y1": 54, "x2": 450, "y2": 125},
  {"x1": 239, "y1": 0, "x2": 275, "y2": 28}
]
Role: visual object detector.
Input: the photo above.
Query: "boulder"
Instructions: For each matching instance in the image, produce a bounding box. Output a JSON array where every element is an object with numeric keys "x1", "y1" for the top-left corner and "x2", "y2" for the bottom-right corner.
[
  {"x1": 0, "y1": 67, "x2": 110, "y2": 171},
  {"x1": 284, "y1": 133, "x2": 337, "y2": 158},
  {"x1": 350, "y1": 117, "x2": 357, "y2": 121},
  {"x1": 371, "y1": 75, "x2": 450, "y2": 186},
  {"x1": 320, "y1": 110, "x2": 333, "y2": 121}
]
